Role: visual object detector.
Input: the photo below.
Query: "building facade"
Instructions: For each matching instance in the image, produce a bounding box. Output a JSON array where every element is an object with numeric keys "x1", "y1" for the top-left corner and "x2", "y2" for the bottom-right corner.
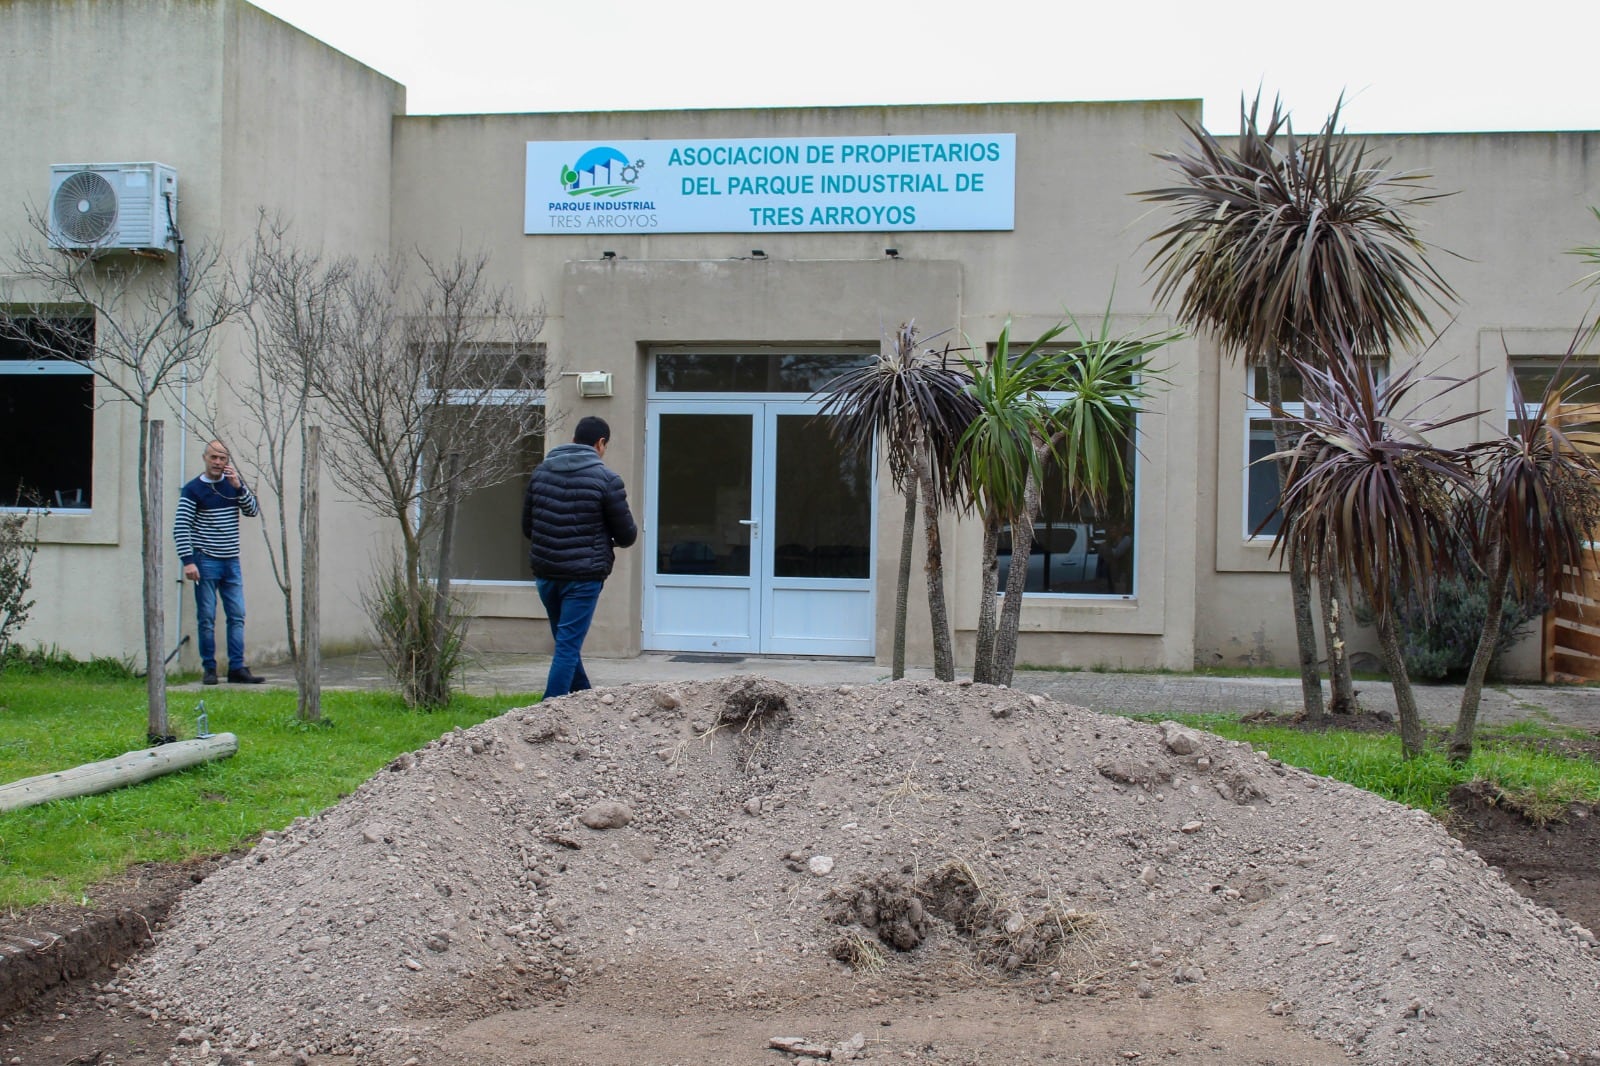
[{"x1": 3, "y1": 0, "x2": 1596, "y2": 679}]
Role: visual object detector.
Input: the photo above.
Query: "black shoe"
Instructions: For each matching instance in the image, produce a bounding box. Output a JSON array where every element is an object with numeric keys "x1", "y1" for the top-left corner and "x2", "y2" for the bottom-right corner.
[
  {"x1": 202, "y1": 668, "x2": 218, "y2": 686},
  {"x1": 228, "y1": 667, "x2": 266, "y2": 684}
]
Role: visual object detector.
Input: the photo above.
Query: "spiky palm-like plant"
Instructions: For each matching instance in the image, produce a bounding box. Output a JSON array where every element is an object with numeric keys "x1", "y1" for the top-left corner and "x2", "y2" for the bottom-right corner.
[
  {"x1": 820, "y1": 324, "x2": 979, "y2": 680},
  {"x1": 959, "y1": 313, "x2": 1176, "y2": 686},
  {"x1": 1454, "y1": 342, "x2": 1600, "y2": 760},
  {"x1": 1272, "y1": 350, "x2": 1475, "y2": 758},
  {"x1": 1141, "y1": 93, "x2": 1456, "y2": 720}
]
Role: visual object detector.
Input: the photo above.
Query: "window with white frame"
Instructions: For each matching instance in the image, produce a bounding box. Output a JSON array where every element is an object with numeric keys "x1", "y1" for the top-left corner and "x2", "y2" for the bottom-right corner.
[
  {"x1": 996, "y1": 380, "x2": 1140, "y2": 598},
  {"x1": 1506, "y1": 357, "x2": 1600, "y2": 436},
  {"x1": 1244, "y1": 361, "x2": 1387, "y2": 539},
  {"x1": 1244, "y1": 365, "x2": 1302, "y2": 538},
  {"x1": 0, "y1": 316, "x2": 95, "y2": 510},
  {"x1": 424, "y1": 343, "x2": 546, "y2": 583}
]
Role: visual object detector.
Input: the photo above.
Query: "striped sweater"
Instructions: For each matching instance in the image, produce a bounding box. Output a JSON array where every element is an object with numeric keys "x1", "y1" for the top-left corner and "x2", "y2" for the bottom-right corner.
[{"x1": 174, "y1": 475, "x2": 259, "y2": 564}]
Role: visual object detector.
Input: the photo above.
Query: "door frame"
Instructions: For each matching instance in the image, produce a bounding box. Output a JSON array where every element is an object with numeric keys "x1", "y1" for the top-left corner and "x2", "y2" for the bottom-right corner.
[{"x1": 642, "y1": 396, "x2": 876, "y2": 655}]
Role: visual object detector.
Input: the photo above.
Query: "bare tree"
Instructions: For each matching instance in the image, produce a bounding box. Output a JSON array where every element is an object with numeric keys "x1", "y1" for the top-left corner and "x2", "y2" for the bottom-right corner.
[
  {"x1": 219, "y1": 216, "x2": 349, "y2": 722},
  {"x1": 0, "y1": 213, "x2": 247, "y2": 740},
  {"x1": 313, "y1": 249, "x2": 545, "y2": 707}
]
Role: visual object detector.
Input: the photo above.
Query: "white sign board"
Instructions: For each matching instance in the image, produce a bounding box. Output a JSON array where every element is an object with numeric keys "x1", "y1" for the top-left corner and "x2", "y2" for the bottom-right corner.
[{"x1": 525, "y1": 134, "x2": 1015, "y2": 235}]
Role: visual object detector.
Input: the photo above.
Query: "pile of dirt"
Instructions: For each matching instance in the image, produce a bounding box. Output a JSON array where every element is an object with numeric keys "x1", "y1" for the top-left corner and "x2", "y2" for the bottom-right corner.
[{"x1": 121, "y1": 678, "x2": 1600, "y2": 1065}]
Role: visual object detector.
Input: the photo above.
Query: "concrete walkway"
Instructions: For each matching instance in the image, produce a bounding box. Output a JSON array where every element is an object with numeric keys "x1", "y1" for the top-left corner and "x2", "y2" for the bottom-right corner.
[{"x1": 272, "y1": 649, "x2": 1600, "y2": 732}]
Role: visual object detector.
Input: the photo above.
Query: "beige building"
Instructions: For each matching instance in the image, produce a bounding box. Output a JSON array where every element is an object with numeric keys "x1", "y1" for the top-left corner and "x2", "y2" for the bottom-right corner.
[{"x1": 3, "y1": 0, "x2": 1596, "y2": 680}]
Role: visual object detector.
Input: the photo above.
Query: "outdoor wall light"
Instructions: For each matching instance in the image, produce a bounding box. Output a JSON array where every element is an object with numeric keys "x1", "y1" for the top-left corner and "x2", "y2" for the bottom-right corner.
[
  {"x1": 885, "y1": 248, "x2": 900, "y2": 258},
  {"x1": 751, "y1": 249, "x2": 767, "y2": 259},
  {"x1": 601, "y1": 250, "x2": 616, "y2": 259}
]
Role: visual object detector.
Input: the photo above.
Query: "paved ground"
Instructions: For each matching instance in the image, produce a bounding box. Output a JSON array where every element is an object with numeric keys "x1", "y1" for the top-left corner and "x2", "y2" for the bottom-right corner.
[{"x1": 241, "y1": 648, "x2": 1600, "y2": 732}]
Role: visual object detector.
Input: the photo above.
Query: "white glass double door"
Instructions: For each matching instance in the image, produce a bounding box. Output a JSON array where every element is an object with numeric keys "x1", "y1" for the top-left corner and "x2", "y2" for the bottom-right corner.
[{"x1": 643, "y1": 399, "x2": 875, "y2": 655}]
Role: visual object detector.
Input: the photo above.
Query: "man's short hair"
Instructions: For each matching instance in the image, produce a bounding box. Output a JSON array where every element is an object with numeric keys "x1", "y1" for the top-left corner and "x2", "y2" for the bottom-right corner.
[{"x1": 573, "y1": 416, "x2": 610, "y2": 447}]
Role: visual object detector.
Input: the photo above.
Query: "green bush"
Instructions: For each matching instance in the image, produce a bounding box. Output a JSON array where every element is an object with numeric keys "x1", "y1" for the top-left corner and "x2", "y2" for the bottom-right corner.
[
  {"x1": 2, "y1": 644, "x2": 138, "y2": 679},
  {"x1": 0, "y1": 511, "x2": 38, "y2": 668},
  {"x1": 363, "y1": 555, "x2": 469, "y2": 709},
  {"x1": 1359, "y1": 571, "x2": 1545, "y2": 682}
]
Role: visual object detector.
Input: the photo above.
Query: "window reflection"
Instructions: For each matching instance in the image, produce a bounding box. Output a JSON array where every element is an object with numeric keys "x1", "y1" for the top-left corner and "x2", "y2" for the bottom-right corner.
[
  {"x1": 773, "y1": 414, "x2": 871, "y2": 578},
  {"x1": 997, "y1": 431, "x2": 1136, "y2": 596},
  {"x1": 655, "y1": 351, "x2": 872, "y2": 394},
  {"x1": 656, "y1": 413, "x2": 753, "y2": 576}
]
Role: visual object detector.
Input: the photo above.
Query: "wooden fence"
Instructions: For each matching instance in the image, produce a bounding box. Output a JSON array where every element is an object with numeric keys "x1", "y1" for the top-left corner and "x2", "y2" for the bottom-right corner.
[
  {"x1": 1546, "y1": 562, "x2": 1600, "y2": 682},
  {"x1": 1541, "y1": 402, "x2": 1600, "y2": 682}
]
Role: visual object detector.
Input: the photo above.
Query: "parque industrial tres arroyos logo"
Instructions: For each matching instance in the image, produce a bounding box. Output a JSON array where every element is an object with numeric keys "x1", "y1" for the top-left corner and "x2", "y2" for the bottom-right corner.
[{"x1": 559, "y1": 147, "x2": 646, "y2": 197}]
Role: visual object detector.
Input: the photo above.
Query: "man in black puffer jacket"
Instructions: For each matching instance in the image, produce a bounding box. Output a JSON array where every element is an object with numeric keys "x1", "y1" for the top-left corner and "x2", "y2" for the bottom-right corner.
[{"x1": 521, "y1": 416, "x2": 638, "y2": 698}]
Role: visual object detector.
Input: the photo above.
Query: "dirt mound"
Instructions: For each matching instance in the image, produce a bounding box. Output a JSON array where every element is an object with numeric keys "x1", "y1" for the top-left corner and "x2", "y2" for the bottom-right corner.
[{"x1": 124, "y1": 679, "x2": 1600, "y2": 1064}]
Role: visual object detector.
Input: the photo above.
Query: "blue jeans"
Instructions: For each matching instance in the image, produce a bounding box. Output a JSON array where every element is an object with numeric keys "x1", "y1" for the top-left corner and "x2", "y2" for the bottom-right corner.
[
  {"x1": 194, "y1": 555, "x2": 246, "y2": 672},
  {"x1": 536, "y1": 578, "x2": 602, "y2": 699}
]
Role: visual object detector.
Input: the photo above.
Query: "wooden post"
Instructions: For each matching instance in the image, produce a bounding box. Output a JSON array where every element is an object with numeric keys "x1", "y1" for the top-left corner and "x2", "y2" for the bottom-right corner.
[
  {"x1": 0, "y1": 734, "x2": 239, "y2": 812},
  {"x1": 297, "y1": 425, "x2": 322, "y2": 722},
  {"x1": 145, "y1": 419, "x2": 169, "y2": 742}
]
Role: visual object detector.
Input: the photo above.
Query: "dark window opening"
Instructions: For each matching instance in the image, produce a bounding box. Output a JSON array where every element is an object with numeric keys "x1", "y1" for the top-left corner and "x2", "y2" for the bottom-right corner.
[{"x1": 0, "y1": 317, "x2": 94, "y2": 509}]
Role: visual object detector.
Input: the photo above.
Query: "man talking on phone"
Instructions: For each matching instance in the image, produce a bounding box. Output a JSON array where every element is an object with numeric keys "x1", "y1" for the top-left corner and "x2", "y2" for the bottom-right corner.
[{"x1": 174, "y1": 440, "x2": 265, "y2": 685}]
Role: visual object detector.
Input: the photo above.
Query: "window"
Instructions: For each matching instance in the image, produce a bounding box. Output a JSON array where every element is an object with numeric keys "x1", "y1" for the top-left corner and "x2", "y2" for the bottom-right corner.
[
  {"x1": 995, "y1": 364, "x2": 1140, "y2": 597},
  {"x1": 652, "y1": 350, "x2": 874, "y2": 394},
  {"x1": 1244, "y1": 366, "x2": 1302, "y2": 538},
  {"x1": 1244, "y1": 361, "x2": 1386, "y2": 538},
  {"x1": 1506, "y1": 357, "x2": 1600, "y2": 436},
  {"x1": 0, "y1": 316, "x2": 95, "y2": 510},
  {"x1": 425, "y1": 342, "x2": 546, "y2": 583},
  {"x1": 447, "y1": 428, "x2": 544, "y2": 581}
]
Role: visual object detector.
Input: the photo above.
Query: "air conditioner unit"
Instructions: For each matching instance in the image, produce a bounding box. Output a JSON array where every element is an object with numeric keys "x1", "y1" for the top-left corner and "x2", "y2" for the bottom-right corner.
[
  {"x1": 576, "y1": 371, "x2": 613, "y2": 398},
  {"x1": 48, "y1": 162, "x2": 178, "y2": 253}
]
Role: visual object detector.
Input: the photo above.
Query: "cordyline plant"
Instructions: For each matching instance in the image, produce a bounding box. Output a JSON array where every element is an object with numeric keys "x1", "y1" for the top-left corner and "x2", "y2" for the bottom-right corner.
[
  {"x1": 1453, "y1": 336, "x2": 1600, "y2": 761},
  {"x1": 958, "y1": 311, "x2": 1176, "y2": 686},
  {"x1": 819, "y1": 324, "x2": 979, "y2": 680},
  {"x1": 1141, "y1": 92, "x2": 1456, "y2": 721},
  {"x1": 1270, "y1": 347, "x2": 1477, "y2": 759}
]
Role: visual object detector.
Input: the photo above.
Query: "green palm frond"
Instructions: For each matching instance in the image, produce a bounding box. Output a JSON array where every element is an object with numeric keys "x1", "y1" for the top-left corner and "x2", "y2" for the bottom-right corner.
[{"x1": 957, "y1": 311, "x2": 1179, "y2": 520}]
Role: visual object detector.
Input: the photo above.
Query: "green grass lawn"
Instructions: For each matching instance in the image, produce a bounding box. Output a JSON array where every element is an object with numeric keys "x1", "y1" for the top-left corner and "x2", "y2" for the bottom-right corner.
[
  {"x1": 1127, "y1": 711, "x2": 1600, "y2": 820},
  {"x1": 0, "y1": 670, "x2": 534, "y2": 909}
]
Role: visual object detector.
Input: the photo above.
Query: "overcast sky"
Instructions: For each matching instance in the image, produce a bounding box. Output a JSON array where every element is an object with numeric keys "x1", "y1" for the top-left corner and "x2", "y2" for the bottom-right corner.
[{"x1": 250, "y1": 0, "x2": 1597, "y2": 135}]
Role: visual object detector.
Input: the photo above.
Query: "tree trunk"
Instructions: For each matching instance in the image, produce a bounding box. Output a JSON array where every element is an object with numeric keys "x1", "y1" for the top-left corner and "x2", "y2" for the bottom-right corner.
[
  {"x1": 1319, "y1": 562, "x2": 1357, "y2": 715},
  {"x1": 422, "y1": 452, "x2": 463, "y2": 708},
  {"x1": 142, "y1": 418, "x2": 169, "y2": 743},
  {"x1": 892, "y1": 481, "x2": 917, "y2": 681},
  {"x1": 916, "y1": 451, "x2": 955, "y2": 682},
  {"x1": 1267, "y1": 358, "x2": 1326, "y2": 720},
  {"x1": 1374, "y1": 608, "x2": 1425, "y2": 759},
  {"x1": 972, "y1": 511, "x2": 1001, "y2": 684},
  {"x1": 993, "y1": 468, "x2": 1040, "y2": 688},
  {"x1": 1452, "y1": 540, "x2": 1509, "y2": 763},
  {"x1": 297, "y1": 425, "x2": 322, "y2": 723}
]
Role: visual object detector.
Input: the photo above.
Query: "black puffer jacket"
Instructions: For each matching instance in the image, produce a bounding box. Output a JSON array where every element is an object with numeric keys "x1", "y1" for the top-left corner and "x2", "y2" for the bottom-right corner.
[{"x1": 521, "y1": 443, "x2": 638, "y2": 580}]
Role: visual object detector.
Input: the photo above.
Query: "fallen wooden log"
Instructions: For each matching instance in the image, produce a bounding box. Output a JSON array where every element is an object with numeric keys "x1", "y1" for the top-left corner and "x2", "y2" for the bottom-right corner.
[{"x1": 0, "y1": 734, "x2": 239, "y2": 812}]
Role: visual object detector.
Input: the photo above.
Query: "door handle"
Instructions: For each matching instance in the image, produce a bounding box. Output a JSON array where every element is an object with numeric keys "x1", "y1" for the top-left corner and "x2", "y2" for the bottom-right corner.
[{"x1": 738, "y1": 518, "x2": 759, "y2": 537}]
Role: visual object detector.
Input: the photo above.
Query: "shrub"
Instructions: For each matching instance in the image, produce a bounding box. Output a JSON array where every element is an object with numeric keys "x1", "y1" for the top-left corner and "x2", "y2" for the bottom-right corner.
[
  {"x1": 0, "y1": 511, "x2": 39, "y2": 670},
  {"x1": 363, "y1": 555, "x2": 469, "y2": 709},
  {"x1": 1358, "y1": 570, "x2": 1545, "y2": 682}
]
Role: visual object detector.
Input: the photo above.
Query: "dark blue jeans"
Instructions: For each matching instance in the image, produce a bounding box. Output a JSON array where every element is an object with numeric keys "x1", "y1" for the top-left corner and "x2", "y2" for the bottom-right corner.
[
  {"x1": 194, "y1": 555, "x2": 246, "y2": 672},
  {"x1": 536, "y1": 578, "x2": 603, "y2": 699}
]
